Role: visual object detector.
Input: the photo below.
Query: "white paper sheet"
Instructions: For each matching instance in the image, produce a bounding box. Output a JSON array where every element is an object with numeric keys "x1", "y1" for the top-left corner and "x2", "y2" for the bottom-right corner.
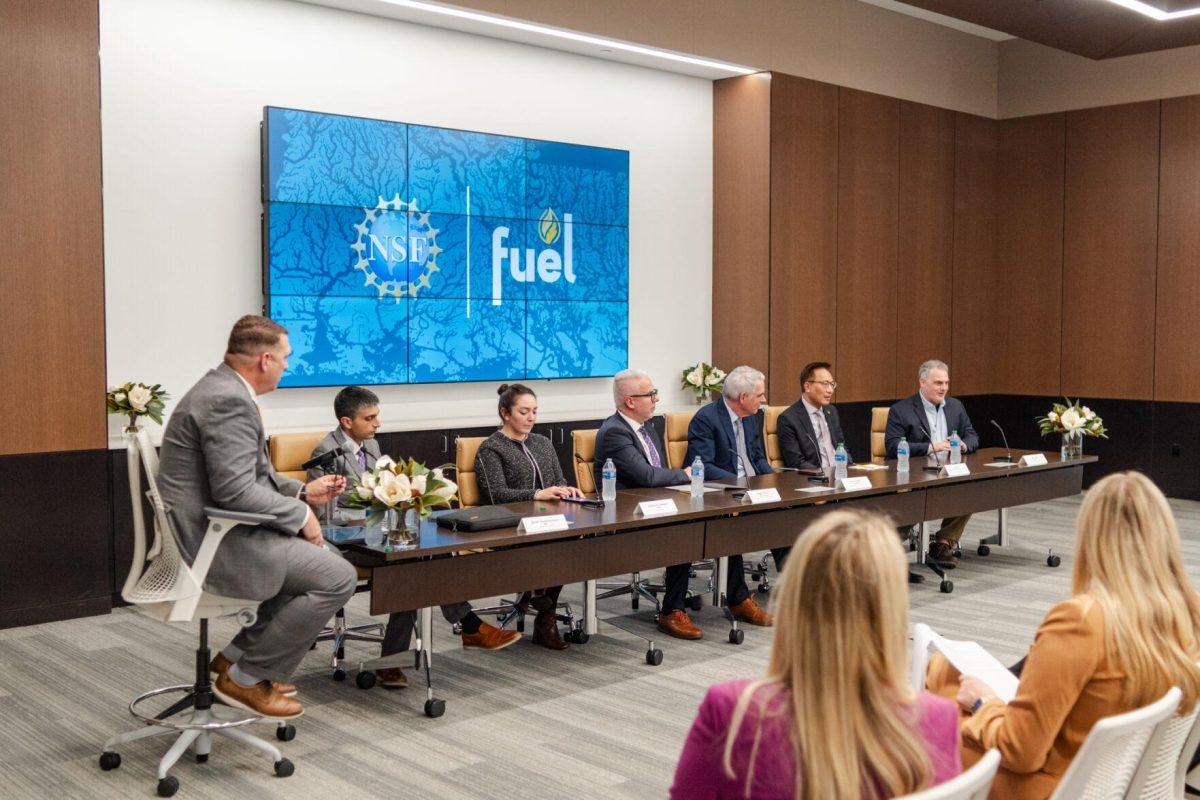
[
  {"x1": 667, "y1": 484, "x2": 723, "y2": 494},
  {"x1": 929, "y1": 632, "x2": 1019, "y2": 702},
  {"x1": 796, "y1": 486, "x2": 835, "y2": 493},
  {"x1": 849, "y1": 463, "x2": 888, "y2": 471}
]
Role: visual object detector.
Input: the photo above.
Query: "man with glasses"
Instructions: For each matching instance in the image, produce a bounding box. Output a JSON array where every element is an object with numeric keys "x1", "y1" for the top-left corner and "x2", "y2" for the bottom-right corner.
[
  {"x1": 777, "y1": 361, "x2": 850, "y2": 473},
  {"x1": 593, "y1": 370, "x2": 702, "y2": 639}
]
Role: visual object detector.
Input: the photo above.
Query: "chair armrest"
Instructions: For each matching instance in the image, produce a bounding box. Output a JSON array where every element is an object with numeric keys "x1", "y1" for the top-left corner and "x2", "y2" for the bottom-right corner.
[
  {"x1": 189, "y1": 508, "x2": 280, "y2": 587},
  {"x1": 203, "y1": 507, "x2": 278, "y2": 525}
]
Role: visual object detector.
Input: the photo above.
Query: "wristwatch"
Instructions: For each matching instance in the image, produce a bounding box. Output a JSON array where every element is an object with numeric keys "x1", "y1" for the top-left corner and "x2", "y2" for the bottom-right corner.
[{"x1": 971, "y1": 698, "x2": 985, "y2": 713}]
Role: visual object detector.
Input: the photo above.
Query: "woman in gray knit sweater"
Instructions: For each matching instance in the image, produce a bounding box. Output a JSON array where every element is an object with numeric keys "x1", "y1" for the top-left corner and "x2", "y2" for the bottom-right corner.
[{"x1": 474, "y1": 383, "x2": 583, "y2": 650}]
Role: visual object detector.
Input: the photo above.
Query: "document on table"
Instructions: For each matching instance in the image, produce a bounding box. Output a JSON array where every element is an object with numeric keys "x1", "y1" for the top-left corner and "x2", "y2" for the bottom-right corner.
[
  {"x1": 796, "y1": 486, "x2": 835, "y2": 493},
  {"x1": 929, "y1": 632, "x2": 1019, "y2": 702},
  {"x1": 984, "y1": 462, "x2": 1018, "y2": 468},
  {"x1": 667, "y1": 484, "x2": 723, "y2": 493},
  {"x1": 849, "y1": 463, "x2": 888, "y2": 471}
]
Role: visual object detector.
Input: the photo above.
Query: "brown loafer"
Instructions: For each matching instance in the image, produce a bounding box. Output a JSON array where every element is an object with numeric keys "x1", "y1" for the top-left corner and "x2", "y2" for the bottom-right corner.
[
  {"x1": 929, "y1": 540, "x2": 959, "y2": 570},
  {"x1": 658, "y1": 610, "x2": 703, "y2": 640},
  {"x1": 375, "y1": 667, "x2": 408, "y2": 689},
  {"x1": 531, "y1": 609, "x2": 568, "y2": 650},
  {"x1": 213, "y1": 672, "x2": 303, "y2": 720},
  {"x1": 462, "y1": 622, "x2": 521, "y2": 650},
  {"x1": 730, "y1": 597, "x2": 774, "y2": 627},
  {"x1": 210, "y1": 652, "x2": 297, "y2": 697}
]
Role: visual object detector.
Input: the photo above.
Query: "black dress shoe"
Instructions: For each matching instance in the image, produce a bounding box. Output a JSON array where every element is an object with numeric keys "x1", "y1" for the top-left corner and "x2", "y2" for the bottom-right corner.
[
  {"x1": 909, "y1": 571, "x2": 926, "y2": 584},
  {"x1": 928, "y1": 541, "x2": 959, "y2": 570}
]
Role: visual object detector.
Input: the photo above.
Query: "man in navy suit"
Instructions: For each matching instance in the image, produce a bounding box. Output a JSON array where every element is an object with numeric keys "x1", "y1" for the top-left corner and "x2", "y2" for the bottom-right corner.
[
  {"x1": 593, "y1": 370, "x2": 701, "y2": 640},
  {"x1": 885, "y1": 359, "x2": 980, "y2": 568},
  {"x1": 684, "y1": 365, "x2": 775, "y2": 627},
  {"x1": 777, "y1": 361, "x2": 849, "y2": 471}
]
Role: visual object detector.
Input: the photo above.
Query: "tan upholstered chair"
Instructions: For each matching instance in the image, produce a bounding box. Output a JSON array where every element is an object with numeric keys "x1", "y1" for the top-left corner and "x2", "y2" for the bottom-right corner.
[
  {"x1": 664, "y1": 410, "x2": 697, "y2": 469},
  {"x1": 455, "y1": 436, "x2": 487, "y2": 508},
  {"x1": 871, "y1": 407, "x2": 890, "y2": 464},
  {"x1": 572, "y1": 429, "x2": 597, "y2": 495},
  {"x1": 763, "y1": 405, "x2": 786, "y2": 469},
  {"x1": 268, "y1": 431, "x2": 327, "y2": 483}
]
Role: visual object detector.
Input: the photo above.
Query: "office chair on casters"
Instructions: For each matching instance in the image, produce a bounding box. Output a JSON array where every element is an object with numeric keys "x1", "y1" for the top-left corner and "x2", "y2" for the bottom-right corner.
[{"x1": 99, "y1": 429, "x2": 294, "y2": 798}]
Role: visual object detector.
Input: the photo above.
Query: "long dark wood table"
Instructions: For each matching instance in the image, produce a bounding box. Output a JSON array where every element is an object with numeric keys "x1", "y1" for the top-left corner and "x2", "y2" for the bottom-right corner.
[{"x1": 342, "y1": 448, "x2": 1094, "y2": 712}]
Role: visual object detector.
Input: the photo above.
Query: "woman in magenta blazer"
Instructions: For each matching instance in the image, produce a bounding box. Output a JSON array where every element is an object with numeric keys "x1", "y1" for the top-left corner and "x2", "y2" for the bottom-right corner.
[{"x1": 670, "y1": 510, "x2": 962, "y2": 799}]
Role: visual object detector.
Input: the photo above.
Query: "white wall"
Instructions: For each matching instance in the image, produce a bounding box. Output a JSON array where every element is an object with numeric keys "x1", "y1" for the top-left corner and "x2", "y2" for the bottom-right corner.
[{"x1": 100, "y1": 0, "x2": 712, "y2": 445}]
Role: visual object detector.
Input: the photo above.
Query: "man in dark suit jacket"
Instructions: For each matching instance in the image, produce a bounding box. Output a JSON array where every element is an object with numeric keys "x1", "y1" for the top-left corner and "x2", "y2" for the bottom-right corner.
[
  {"x1": 684, "y1": 366, "x2": 776, "y2": 627},
  {"x1": 885, "y1": 359, "x2": 980, "y2": 568},
  {"x1": 777, "y1": 361, "x2": 849, "y2": 471},
  {"x1": 593, "y1": 370, "x2": 700, "y2": 640}
]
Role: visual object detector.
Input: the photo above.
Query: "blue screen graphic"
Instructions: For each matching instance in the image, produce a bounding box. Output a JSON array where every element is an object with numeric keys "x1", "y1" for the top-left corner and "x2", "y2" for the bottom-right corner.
[{"x1": 263, "y1": 107, "x2": 629, "y2": 387}]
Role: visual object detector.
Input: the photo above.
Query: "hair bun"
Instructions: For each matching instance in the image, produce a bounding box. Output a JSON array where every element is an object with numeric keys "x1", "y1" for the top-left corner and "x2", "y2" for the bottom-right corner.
[{"x1": 497, "y1": 383, "x2": 510, "y2": 395}]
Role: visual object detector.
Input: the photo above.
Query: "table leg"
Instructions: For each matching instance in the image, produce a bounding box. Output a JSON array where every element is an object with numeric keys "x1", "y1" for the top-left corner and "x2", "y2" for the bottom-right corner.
[
  {"x1": 715, "y1": 556, "x2": 729, "y2": 609},
  {"x1": 997, "y1": 507, "x2": 1008, "y2": 548},
  {"x1": 418, "y1": 606, "x2": 433, "y2": 669},
  {"x1": 583, "y1": 579, "x2": 598, "y2": 636},
  {"x1": 916, "y1": 522, "x2": 930, "y2": 563}
]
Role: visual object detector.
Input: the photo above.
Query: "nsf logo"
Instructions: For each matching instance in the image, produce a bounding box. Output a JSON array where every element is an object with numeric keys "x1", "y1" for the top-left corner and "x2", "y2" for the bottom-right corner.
[{"x1": 491, "y1": 207, "x2": 576, "y2": 306}]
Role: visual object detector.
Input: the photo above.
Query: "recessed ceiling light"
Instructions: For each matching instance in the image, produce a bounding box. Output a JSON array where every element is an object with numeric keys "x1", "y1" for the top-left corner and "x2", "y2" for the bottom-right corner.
[{"x1": 1101, "y1": 0, "x2": 1200, "y2": 21}]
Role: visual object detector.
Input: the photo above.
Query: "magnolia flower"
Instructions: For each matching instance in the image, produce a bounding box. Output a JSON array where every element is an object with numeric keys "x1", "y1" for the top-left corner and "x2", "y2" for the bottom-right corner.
[
  {"x1": 375, "y1": 455, "x2": 396, "y2": 471},
  {"x1": 409, "y1": 474, "x2": 427, "y2": 496},
  {"x1": 685, "y1": 366, "x2": 704, "y2": 387},
  {"x1": 127, "y1": 384, "x2": 152, "y2": 412},
  {"x1": 705, "y1": 369, "x2": 725, "y2": 387},
  {"x1": 428, "y1": 468, "x2": 458, "y2": 501},
  {"x1": 1082, "y1": 406, "x2": 1095, "y2": 421},
  {"x1": 113, "y1": 392, "x2": 126, "y2": 404},
  {"x1": 1048, "y1": 410, "x2": 1059, "y2": 423},
  {"x1": 356, "y1": 471, "x2": 377, "y2": 500},
  {"x1": 373, "y1": 470, "x2": 412, "y2": 507},
  {"x1": 1059, "y1": 408, "x2": 1083, "y2": 431}
]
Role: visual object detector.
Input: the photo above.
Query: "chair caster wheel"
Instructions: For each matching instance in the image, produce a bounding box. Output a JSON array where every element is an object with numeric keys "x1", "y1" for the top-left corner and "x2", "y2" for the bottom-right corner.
[
  {"x1": 355, "y1": 670, "x2": 377, "y2": 690},
  {"x1": 276, "y1": 724, "x2": 296, "y2": 742},
  {"x1": 516, "y1": 620, "x2": 525, "y2": 633},
  {"x1": 953, "y1": 547, "x2": 963, "y2": 559},
  {"x1": 1047, "y1": 554, "x2": 1061, "y2": 568},
  {"x1": 756, "y1": 583, "x2": 770, "y2": 594},
  {"x1": 977, "y1": 544, "x2": 991, "y2": 556},
  {"x1": 195, "y1": 753, "x2": 208, "y2": 764},
  {"x1": 729, "y1": 629, "x2": 745, "y2": 645},
  {"x1": 940, "y1": 580, "x2": 954, "y2": 594},
  {"x1": 424, "y1": 698, "x2": 446, "y2": 718},
  {"x1": 646, "y1": 648, "x2": 664, "y2": 666},
  {"x1": 631, "y1": 597, "x2": 639, "y2": 610},
  {"x1": 332, "y1": 667, "x2": 347, "y2": 682},
  {"x1": 686, "y1": 595, "x2": 703, "y2": 611},
  {"x1": 565, "y1": 629, "x2": 589, "y2": 645},
  {"x1": 274, "y1": 758, "x2": 294, "y2": 778},
  {"x1": 157, "y1": 776, "x2": 180, "y2": 797},
  {"x1": 99, "y1": 751, "x2": 121, "y2": 771}
]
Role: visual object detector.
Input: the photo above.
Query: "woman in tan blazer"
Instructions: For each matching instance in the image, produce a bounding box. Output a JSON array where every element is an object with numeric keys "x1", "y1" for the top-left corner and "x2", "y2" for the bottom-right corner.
[{"x1": 928, "y1": 471, "x2": 1200, "y2": 800}]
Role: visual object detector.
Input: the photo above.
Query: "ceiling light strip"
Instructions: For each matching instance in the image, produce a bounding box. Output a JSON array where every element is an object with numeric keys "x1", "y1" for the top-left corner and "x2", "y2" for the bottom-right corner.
[{"x1": 1103, "y1": 0, "x2": 1200, "y2": 21}]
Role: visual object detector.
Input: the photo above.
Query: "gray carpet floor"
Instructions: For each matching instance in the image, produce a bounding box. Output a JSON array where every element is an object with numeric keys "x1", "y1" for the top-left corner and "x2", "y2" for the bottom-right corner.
[{"x1": 3, "y1": 494, "x2": 1200, "y2": 799}]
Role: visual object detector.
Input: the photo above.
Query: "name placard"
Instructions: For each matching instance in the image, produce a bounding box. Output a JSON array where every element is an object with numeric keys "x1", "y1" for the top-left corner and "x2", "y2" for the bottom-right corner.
[
  {"x1": 518, "y1": 514, "x2": 570, "y2": 534},
  {"x1": 835, "y1": 476, "x2": 873, "y2": 492},
  {"x1": 939, "y1": 463, "x2": 971, "y2": 477},
  {"x1": 746, "y1": 488, "x2": 782, "y2": 504},
  {"x1": 636, "y1": 499, "x2": 678, "y2": 518},
  {"x1": 1018, "y1": 453, "x2": 1048, "y2": 467}
]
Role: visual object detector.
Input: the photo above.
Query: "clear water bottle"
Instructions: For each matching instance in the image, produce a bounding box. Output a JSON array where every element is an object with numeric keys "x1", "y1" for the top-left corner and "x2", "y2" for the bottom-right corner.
[
  {"x1": 601, "y1": 458, "x2": 617, "y2": 501},
  {"x1": 949, "y1": 430, "x2": 962, "y2": 465},
  {"x1": 834, "y1": 442, "x2": 849, "y2": 482},
  {"x1": 690, "y1": 456, "x2": 705, "y2": 498},
  {"x1": 897, "y1": 437, "x2": 910, "y2": 473}
]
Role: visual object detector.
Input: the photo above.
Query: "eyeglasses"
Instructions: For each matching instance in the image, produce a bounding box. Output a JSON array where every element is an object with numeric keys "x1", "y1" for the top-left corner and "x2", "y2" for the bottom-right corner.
[
  {"x1": 807, "y1": 380, "x2": 837, "y2": 390},
  {"x1": 629, "y1": 390, "x2": 660, "y2": 399}
]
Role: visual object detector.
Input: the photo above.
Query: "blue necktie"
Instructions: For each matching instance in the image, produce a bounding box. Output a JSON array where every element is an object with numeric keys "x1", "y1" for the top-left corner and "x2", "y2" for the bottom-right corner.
[{"x1": 356, "y1": 449, "x2": 367, "y2": 472}]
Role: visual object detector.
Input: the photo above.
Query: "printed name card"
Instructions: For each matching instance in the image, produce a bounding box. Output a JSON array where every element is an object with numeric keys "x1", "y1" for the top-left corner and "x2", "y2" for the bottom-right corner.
[
  {"x1": 1018, "y1": 453, "x2": 1048, "y2": 467},
  {"x1": 745, "y1": 488, "x2": 782, "y2": 504},
  {"x1": 636, "y1": 499, "x2": 678, "y2": 518},
  {"x1": 939, "y1": 463, "x2": 971, "y2": 477},
  {"x1": 518, "y1": 514, "x2": 570, "y2": 533},
  {"x1": 835, "y1": 476, "x2": 873, "y2": 492}
]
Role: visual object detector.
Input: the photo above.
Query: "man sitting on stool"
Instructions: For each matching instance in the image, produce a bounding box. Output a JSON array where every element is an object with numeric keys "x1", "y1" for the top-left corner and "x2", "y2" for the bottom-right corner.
[
  {"x1": 308, "y1": 386, "x2": 519, "y2": 689},
  {"x1": 594, "y1": 370, "x2": 700, "y2": 640},
  {"x1": 685, "y1": 365, "x2": 776, "y2": 627},
  {"x1": 885, "y1": 359, "x2": 980, "y2": 569}
]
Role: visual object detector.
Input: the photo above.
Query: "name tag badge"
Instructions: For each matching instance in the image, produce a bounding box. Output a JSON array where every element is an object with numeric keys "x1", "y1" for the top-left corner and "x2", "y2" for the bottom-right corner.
[
  {"x1": 939, "y1": 463, "x2": 971, "y2": 477},
  {"x1": 835, "y1": 476, "x2": 873, "y2": 492},
  {"x1": 636, "y1": 499, "x2": 678, "y2": 517},
  {"x1": 518, "y1": 514, "x2": 570, "y2": 534},
  {"x1": 1018, "y1": 453, "x2": 1048, "y2": 467},
  {"x1": 746, "y1": 488, "x2": 782, "y2": 504}
]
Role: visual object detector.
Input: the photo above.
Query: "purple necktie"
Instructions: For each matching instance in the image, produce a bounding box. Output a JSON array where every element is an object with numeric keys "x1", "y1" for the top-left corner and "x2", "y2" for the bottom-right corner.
[
  {"x1": 356, "y1": 449, "x2": 367, "y2": 472},
  {"x1": 637, "y1": 426, "x2": 662, "y2": 468}
]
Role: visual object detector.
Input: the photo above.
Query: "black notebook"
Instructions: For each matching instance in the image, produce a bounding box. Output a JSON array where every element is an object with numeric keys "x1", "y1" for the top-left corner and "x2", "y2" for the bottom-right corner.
[{"x1": 435, "y1": 506, "x2": 522, "y2": 532}]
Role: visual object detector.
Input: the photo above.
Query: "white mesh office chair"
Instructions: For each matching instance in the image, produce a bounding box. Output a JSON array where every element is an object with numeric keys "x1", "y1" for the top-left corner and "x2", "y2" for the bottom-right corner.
[
  {"x1": 1125, "y1": 681, "x2": 1200, "y2": 799},
  {"x1": 98, "y1": 429, "x2": 295, "y2": 798},
  {"x1": 895, "y1": 749, "x2": 1000, "y2": 800},
  {"x1": 1048, "y1": 686, "x2": 1182, "y2": 800}
]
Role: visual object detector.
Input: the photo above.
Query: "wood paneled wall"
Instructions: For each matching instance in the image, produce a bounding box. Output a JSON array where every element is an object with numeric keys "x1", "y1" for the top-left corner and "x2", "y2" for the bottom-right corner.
[{"x1": 0, "y1": 0, "x2": 106, "y2": 455}]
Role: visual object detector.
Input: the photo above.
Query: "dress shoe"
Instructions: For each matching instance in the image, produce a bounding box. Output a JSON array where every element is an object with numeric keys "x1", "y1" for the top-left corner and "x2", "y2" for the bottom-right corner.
[
  {"x1": 374, "y1": 667, "x2": 408, "y2": 690},
  {"x1": 658, "y1": 610, "x2": 703, "y2": 640},
  {"x1": 909, "y1": 571, "x2": 926, "y2": 584},
  {"x1": 213, "y1": 672, "x2": 303, "y2": 720},
  {"x1": 210, "y1": 652, "x2": 296, "y2": 697},
  {"x1": 462, "y1": 622, "x2": 521, "y2": 650},
  {"x1": 730, "y1": 597, "x2": 774, "y2": 627},
  {"x1": 928, "y1": 540, "x2": 959, "y2": 570},
  {"x1": 531, "y1": 609, "x2": 568, "y2": 650}
]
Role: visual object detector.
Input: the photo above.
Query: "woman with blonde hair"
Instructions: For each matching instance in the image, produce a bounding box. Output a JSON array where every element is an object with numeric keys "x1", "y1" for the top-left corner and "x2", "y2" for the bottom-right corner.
[
  {"x1": 929, "y1": 470, "x2": 1200, "y2": 799},
  {"x1": 670, "y1": 510, "x2": 962, "y2": 799}
]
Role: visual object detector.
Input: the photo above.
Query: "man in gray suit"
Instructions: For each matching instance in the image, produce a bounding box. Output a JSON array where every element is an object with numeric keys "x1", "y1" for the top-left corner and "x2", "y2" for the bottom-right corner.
[
  {"x1": 157, "y1": 315, "x2": 357, "y2": 719},
  {"x1": 308, "y1": 387, "x2": 519, "y2": 688}
]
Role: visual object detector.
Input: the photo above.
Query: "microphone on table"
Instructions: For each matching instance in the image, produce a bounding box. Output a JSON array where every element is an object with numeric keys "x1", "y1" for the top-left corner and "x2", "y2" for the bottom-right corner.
[
  {"x1": 918, "y1": 422, "x2": 944, "y2": 473},
  {"x1": 801, "y1": 432, "x2": 831, "y2": 483},
  {"x1": 990, "y1": 420, "x2": 1014, "y2": 462}
]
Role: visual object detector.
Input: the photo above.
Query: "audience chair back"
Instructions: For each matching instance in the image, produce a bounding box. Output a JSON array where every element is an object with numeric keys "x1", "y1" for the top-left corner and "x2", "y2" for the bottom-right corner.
[
  {"x1": 268, "y1": 431, "x2": 327, "y2": 482},
  {"x1": 1049, "y1": 686, "x2": 1182, "y2": 800},
  {"x1": 456, "y1": 436, "x2": 487, "y2": 508},
  {"x1": 1125, "y1": 677, "x2": 1200, "y2": 799},
  {"x1": 763, "y1": 405, "x2": 785, "y2": 469},
  {"x1": 895, "y1": 749, "x2": 1000, "y2": 800},
  {"x1": 664, "y1": 410, "x2": 696, "y2": 470},
  {"x1": 871, "y1": 406, "x2": 889, "y2": 464},
  {"x1": 572, "y1": 429, "x2": 598, "y2": 495}
]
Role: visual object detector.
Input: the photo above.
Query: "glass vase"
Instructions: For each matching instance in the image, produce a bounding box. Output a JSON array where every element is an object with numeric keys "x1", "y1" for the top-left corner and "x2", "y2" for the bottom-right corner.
[
  {"x1": 1061, "y1": 429, "x2": 1084, "y2": 460},
  {"x1": 382, "y1": 507, "x2": 420, "y2": 551}
]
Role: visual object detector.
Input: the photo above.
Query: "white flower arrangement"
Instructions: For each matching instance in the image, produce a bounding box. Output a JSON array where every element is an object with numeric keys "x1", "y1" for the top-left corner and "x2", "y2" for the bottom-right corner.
[
  {"x1": 681, "y1": 362, "x2": 726, "y2": 401},
  {"x1": 1037, "y1": 399, "x2": 1107, "y2": 438},
  {"x1": 342, "y1": 455, "x2": 458, "y2": 525},
  {"x1": 107, "y1": 381, "x2": 169, "y2": 428}
]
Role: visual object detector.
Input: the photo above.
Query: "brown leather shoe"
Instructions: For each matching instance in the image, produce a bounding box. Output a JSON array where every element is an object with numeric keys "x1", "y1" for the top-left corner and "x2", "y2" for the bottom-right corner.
[
  {"x1": 929, "y1": 540, "x2": 959, "y2": 570},
  {"x1": 730, "y1": 597, "x2": 774, "y2": 627},
  {"x1": 375, "y1": 667, "x2": 408, "y2": 689},
  {"x1": 462, "y1": 622, "x2": 521, "y2": 650},
  {"x1": 210, "y1": 652, "x2": 297, "y2": 697},
  {"x1": 658, "y1": 610, "x2": 702, "y2": 640},
  {"x1": 531, "y1": 610, "x2": 568, "y2": 650},
  {"x1": 213, "y1": 672, "x2": 303, "y2": 720}
]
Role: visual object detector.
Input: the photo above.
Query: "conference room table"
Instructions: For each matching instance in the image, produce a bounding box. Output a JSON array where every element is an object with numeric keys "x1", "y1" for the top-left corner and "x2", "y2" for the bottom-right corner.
[{"x1": 342, "y1": 447, "x2": 1095, "y2": 715}]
